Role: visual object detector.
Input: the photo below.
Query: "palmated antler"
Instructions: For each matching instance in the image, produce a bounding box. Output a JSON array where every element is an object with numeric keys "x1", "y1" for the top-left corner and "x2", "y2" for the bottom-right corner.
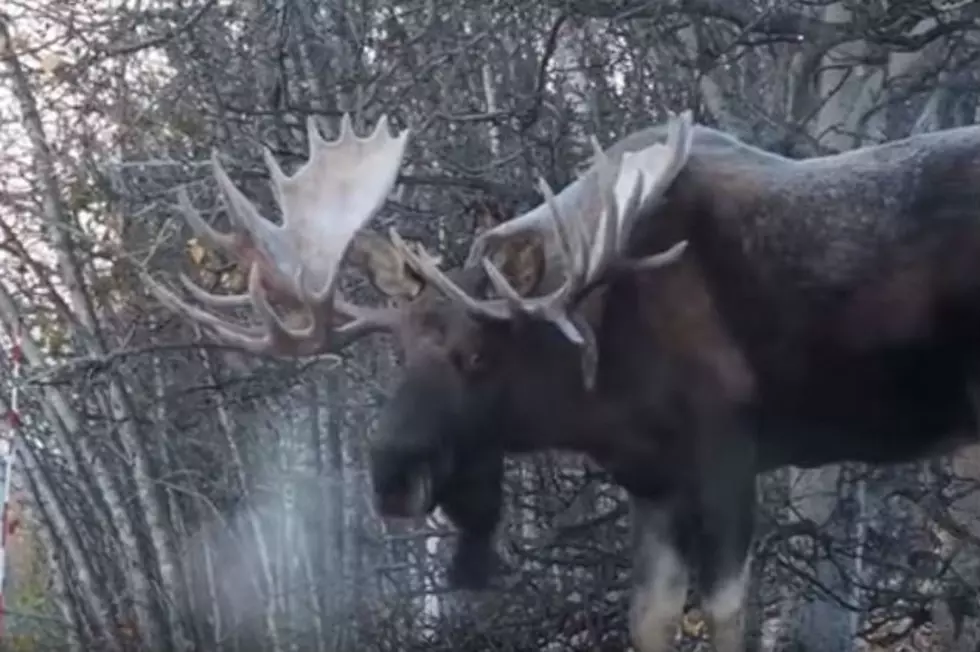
[
  {"x1": 145, "y1": 108, "x2": 692, "y2": 376},
  {"x1": 143, "y1": 114, "x2": 411, "y2": 355},
  {"x1": 392, "y1": 111, "x2": 694, "y2": 347}
]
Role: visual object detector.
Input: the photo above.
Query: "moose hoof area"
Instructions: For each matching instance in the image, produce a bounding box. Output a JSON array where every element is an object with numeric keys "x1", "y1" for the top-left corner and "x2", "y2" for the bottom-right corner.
[{"x1": 447, "y1": 539, "x2": 504, "y2": 590}]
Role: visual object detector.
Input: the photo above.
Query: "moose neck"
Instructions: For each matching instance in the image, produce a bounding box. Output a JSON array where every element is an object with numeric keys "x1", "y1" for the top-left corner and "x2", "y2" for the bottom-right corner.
[{"x1": 500, "y1": 384, "x2": 660, "y2": 482}]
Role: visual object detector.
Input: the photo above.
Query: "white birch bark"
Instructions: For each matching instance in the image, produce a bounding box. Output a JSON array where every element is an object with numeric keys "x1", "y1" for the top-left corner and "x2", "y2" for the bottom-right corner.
[
  {"x1": 0, "y1": 279, "x2": 155, "y2": 633},
  {"x1": 1, "y1": 16, "x2": 192, "y2": 649},
  {"x1": 17, "y1": 441, "x2": 120, "y2": 650},
  {"x1": 19, "y1": 451, "x2": 87, "y2": 652}
]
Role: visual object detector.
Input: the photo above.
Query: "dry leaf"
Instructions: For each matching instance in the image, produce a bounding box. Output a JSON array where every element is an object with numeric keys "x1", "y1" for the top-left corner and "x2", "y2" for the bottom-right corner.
[
  {"x1": 681, "y1": 608, "x2": 707, "y2": 638},
  {"x1": 40, "y1": 53, "x2": 63, "y2": 74},
  {"x1": 187, "y1": 238, "x2": 206, "y2": 265}
]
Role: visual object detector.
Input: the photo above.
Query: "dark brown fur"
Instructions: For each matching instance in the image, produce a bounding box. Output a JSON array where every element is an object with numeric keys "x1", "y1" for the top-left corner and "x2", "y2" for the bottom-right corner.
[{"x1": 366, "y1": 124, "x2": 980, "y2": 645}]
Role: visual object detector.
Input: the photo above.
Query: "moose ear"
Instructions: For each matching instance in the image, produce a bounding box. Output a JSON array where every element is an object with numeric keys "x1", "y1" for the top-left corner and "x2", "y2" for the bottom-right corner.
[
  {"x1": 349, "y1": 230, "x2": 440, "y2": 300},
  {"x1": 487, "y1": 232, "x2": 546, "y2": 297}
]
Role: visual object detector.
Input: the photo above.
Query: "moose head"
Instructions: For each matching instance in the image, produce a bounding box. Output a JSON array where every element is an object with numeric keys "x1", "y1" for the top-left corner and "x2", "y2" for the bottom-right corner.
[{"x1": 143, "y1": 112, "x2": 692, "y2": 526}]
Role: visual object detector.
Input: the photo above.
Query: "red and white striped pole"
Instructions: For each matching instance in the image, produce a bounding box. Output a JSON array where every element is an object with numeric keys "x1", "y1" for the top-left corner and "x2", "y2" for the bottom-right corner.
[{"x1": 0, "y1": 326, "x2": 24, "y2": 639}]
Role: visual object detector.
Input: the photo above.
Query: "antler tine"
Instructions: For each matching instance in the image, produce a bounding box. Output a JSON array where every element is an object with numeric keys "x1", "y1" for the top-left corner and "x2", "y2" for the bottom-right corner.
[
  {"x1": 543, "y1": 110, "x2": 694, "y2": 307},
  {"x1": 145, "y1": 112, "x2": 411, "y2": 356},
  {"x1": 614, "y1": 110, "x2": 694, "y2": 254},
  {"x1": 143, "y1": 267, "x2": 275, "y2": 354},
  {"x1": 175, "y1": 188, "x2": 237, "y2": 253},
  {"x1": 395, "y1": 111, "x2": 694, "y2": 351},
  {"x1": 458, "y1": 111, "x2": 695, "y2": 346},
  {"x1": 388, "y1": 228, "x2": 512, "y2": 320}
]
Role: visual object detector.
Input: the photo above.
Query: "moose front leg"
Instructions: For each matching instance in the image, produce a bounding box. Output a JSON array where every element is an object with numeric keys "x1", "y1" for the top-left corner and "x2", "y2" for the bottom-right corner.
[
  {"x1": 628, "y1": 496, "x2": 689, "y2": 652},
  {"x1": 702, "y1": 558, "x2": 751, "y2": 652},
  {"x1": 695, "y1": 425, "x2": 757, "y2": 652}
]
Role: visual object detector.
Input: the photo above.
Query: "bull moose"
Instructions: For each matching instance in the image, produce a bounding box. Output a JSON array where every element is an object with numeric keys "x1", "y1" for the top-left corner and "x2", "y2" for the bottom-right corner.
[{"x1": 143, "y1": 105, "x2": 980, "y2": 652}]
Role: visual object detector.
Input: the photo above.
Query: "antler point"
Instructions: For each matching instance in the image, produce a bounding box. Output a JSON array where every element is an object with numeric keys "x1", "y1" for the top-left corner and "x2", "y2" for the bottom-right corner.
[
  {"x1": 263, "y1": 147, "x2": 287, "y2": 184},
  {"x1": 338, "y1": 113, "x2": 355, "y2": 140}
]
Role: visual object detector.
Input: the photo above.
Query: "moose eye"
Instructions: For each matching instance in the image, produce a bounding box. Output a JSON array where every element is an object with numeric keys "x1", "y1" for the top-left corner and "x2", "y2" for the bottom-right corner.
[{"x1": 452, "y1": 349, "x2": 486, "y2": 376}]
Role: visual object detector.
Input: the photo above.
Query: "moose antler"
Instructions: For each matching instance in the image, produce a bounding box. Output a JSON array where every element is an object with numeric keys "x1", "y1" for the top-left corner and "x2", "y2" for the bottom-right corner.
[
  {"x1": 392, "y1": 110, "x2": 694, "y2": 346},
  {"x1": 142, "y1": 114, "x2": 410, "y2": 355},
  {"x1": 464, "y1": 112, "x2": 693, "y2": 269},
  {"x1": 144, "y1": 109, "x2": 692, "y2": 371}
]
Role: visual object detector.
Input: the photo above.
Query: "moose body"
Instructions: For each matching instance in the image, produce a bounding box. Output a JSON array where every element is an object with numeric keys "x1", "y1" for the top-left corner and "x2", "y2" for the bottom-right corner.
[
  {"x1": 144, "y1": 104, "x2": 980, "y2": 652},
  {"x1": 598, "y1": 120, "x2": 980, "y2": 481},
  {"x1": 552, "y1": 124, "x2": 980, "y2": 649}
]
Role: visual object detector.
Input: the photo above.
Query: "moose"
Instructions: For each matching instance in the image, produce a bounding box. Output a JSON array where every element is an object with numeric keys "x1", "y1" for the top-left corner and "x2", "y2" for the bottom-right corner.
[{"x1": 143, "y1": 104, "x2": 980, "y2": 652}]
